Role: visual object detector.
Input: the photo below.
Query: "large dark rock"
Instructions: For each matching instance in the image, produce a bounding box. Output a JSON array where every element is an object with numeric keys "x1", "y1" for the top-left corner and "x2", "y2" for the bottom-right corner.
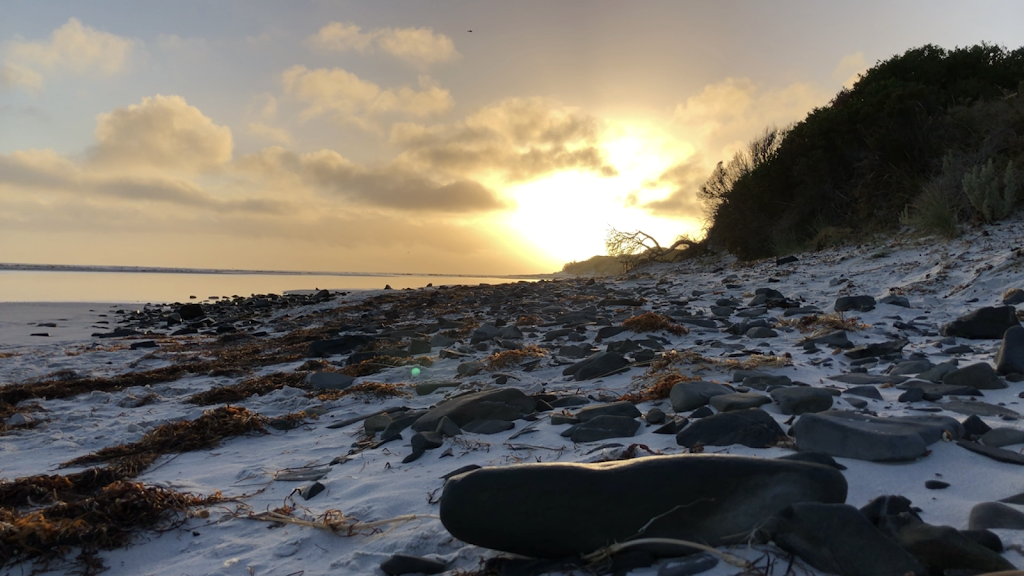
[
  {"x1": 676, "y1": 408, "x2": 786, "y2": 449},
  {"x1": 942, "y1": 306, "x2": 1020, "y2": 339},
  {"x1": 708, "y1": 392, "x2": 771, "y2": 412},
  {"x1": 942, "y1": 362, "x2": 1007, "y2": 390},
  {"x1": 562, "y1": 352, "x2": 630, "y2": 381},
  {"x1": 307, "y1": 335, "x2": 374, "y2": 358},
  {"x1": 177, "y1": 303, "x2": 205, "y2": 320},
  {"x1": 305, "y1": 372, "x2": 355, "y2": 390},
  {"x1": 771, "y1": 387, "x2": 834, "y2": 415},
  {"x1": 411, "y1": 389, "x2": 535, "y2": 432},
  {"x1": 793, "y1": 411, "x2": 963, "y2": 462},
  {"x1": 380, "y1": 554, "x2": 446, "y2": 575},
  {"x1": 768, "y1": 502, "x2": 925, "y2": 576},
  {"x1": 843, "y1": 338, "x2": 909, "y2": 360},
  {"x1": 878, "y1": 512, "x2": 1015, "y2": 573},
  {"x1": 575, "y1": 401, "x2": 641, "y2": 421},
  {"x1": 669, "y1": 381, "x2": 733, "y2": 412},
  {"x1": 996, "y1": 325, "x2": 1024, "y2": 375},
  {"x1": 440, "y1": 455, "x2": 847, "y2": 558},
  {"x1": 834, "y1": 295, "x2": 876, "y2": 312},
  {"x1": 969, "y1": 501, "x2": 1024, "y2": 530},
  {"x1": 566, "y1": 415, "x2": 640, "y2": 443}
]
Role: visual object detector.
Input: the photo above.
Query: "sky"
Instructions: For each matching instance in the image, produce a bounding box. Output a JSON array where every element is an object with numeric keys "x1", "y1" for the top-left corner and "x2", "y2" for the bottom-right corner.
[{"x1": 1, "y1": 1, "x2": 1022, "y2": 275}]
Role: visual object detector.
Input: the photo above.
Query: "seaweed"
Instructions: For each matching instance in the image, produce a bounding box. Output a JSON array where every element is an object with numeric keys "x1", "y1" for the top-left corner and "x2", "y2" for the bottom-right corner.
[
  {"x1": 309, "y1": 382, "x2": 411, "y2": 402},
  {"x1": 622, "y1": 312, "x2": 689, "y2": 336},
  {"x1": 186, "y1": 372, "x2": 307, "y2": 405},
  {"x1": 484, "y1": 345, "x2": 547, "y2": 370}
]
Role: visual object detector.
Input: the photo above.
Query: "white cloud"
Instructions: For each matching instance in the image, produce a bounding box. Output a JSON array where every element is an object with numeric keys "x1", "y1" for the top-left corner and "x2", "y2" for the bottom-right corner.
[
  {"x1": 2, "y1": 17, "x2": 138, "y2": 89},
  {"x1": 833, "y1": 51, "x2": 869, "y2": 89},
  {"x1": 307, "y1": 21, "x2": 459, "y2": 67},
  {"x1": 247, "y1": 122, "x2": 293, "y2": 145},
  {"x1": 281, "y1": 65, "x2": 453, "y2": 126},
  {"x1": 89, "y1": 95, "x2": 234, "y2": 174}
]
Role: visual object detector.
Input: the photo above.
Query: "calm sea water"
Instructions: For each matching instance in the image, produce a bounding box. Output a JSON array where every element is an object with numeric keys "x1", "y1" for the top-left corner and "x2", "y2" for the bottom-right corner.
[{"x1": 0, "y1": 270, "x2": 537, "y2": 303}]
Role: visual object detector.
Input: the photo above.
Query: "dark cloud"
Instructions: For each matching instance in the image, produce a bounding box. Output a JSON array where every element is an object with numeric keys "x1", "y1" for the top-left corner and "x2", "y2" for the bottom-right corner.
[{"x1": 628, "y1": 158, "x2": 706, "y2": 216}]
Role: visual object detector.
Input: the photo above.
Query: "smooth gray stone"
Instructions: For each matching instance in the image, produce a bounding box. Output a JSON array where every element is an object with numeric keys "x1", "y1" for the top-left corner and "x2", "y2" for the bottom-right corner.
[
  {"x1": 462, "y1": 419, "x2": 515, "y2": 435},
  {"x1": 880, "y1": 295, "x2": 911, "y2": 307},
  {"x1": 429, "y1": 333, "x2": 457, "y2": 348},
  {"x1": 878, "y1": 513, "x2": 1015, "y2": 573},
  {"x1": 411, "y1": 389, "x2": 535, "y2": 432},
  {"x1": 895, "y1": 381, "x2": 981, "y2": 397},
  {"x1": 969, "y1": 502, "x2": 1024, "y2": 530},
  {"x1": 768, "y1": 503, "x2": 925, "y2": 576},
  {"x1": 439, "y1": 455, "x2": 847, "y2": 558},
  {"x1": 557, "y1": 344, "x2": 590, "y2": 359},
  {"x1": 575, "y1": 401, "x2": 641, "y2": 422},
  {"x1": 957, "y1": 440, "x2": 1024, "y2": 465},
  {"x1": 917, "y1": 362, "x2": 957, "y2": 382},
  {"x1": 783, "y1": 306, "x2": 823, "y2": 317},
  {"x1": 408, "y1": 339, "x2": 432, "y2": 354},
  {"x1": 669, "y1": 381, "x2": 733, "y2": 412},
  {"x1": 889, "y1": 360, "x2": 934, "y2": 375},
  {"x1": 942, "y1": 362, "x2": 1006, "y2": 390},
  {"x1": 845, "y1": 397, "x2": 868, "y2": 409},
  {"x1": 835, "y1": 295, "x2": 876, "y2": 312},
  {"x1": 981, "y1": 428, "x2": 1024, "y2": 448},
  {"x1": 777, "y1": 451, "x2": 847, "y2": 470},
  {"x1": 676, "y1": 408, "x2": 786, "y2": 449},
  {"x1": 745, "y1": 327, "x2": 778, "y2": 338},
  {"x1": 735, "y1": 307, "x2": 767, "y2": 318},
  {"x1": 710, "y1": 306, "x2": 734, "y2": 317},
  {"x1": 794, "y1": 411, "x2": 963, "y2": 462},
  {"x1": 380, "y1": 412, "x2": 426, "y2": 442},
  {"x1": 499, "y1": 325, "x2": 524, "y2": 340},
  {"x1": 678, "y1": 317, "x2": 719, "y2": 329},
  {"x1": 743, "y1": 375, "x2": 793, "y2": 390},
  {"x1": 843, "y1": 385, "x2": 883, "y2": 400},
  {"x1": 828, "y1": 373, "x2": 908, "y2": 385},
  {"x1": 595, "y1": 326, "x2": 629, "y2": 341},
  {"x1": 364, "y1": 413, "x2": 392, "y2": 434},
  {"x1": 471, "y1": 324, "x2": 501, "y2": 344},
  {"x1": 543, "y1": 328, "x2": 573, "y2": 341},
  {"x1": 645, "y1": 408, "x2": 666, "y2": 424},
  {"x1": 940, "y1": 399, "x2": 1020, "y2": 419},
  {"x1": 733, "y1": 369, "x2": 770, "y2": 383},
  {"x1": 456, "y1": 361, "x2": 484, "y2": 376},
  {"x1": 657, "y1": 553, "x2": 718, "y2": 576},
  {"x1": 305, "y1": 371, "x2": 356, "y2": 390},
  {"x1": 709, "y1": 392, "x2": 771, "y2": 412},
  {"x1": 569, "y1": 415, "x2": 640, "y2": 443},
  {"x1": 1005, "y1": 290, "x2": 1024, "y2": 305},
  {"x1": 996, "y1": 325, "x2": 1024, "y2": 375},
  {"x1": 942, "y1": 306, "x2": 1021, "y2": 339},
  {"x1": 801, "y1": 330, "x2": 853, "y2": 349},
  {"x1": 771, "y1": 387, "x2": 834, "y2": 415},
  {"x1": 550, "y1": 395, "x2": 590, "y2": 408},
  {"x1": 844, "y1": 338, "x2": 909, "y2": 360},
  {"x1": 435, "y1": 416, "x2": 462, "y2": 437},
  {"x1": 562, "y1": 351, "x2": 630, "y2": 381}
]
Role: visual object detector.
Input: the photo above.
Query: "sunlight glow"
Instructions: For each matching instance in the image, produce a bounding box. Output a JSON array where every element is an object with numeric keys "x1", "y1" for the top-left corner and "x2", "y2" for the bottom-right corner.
[{"x1": 500, "y1": 123, "x2": 703, "y2": 269}]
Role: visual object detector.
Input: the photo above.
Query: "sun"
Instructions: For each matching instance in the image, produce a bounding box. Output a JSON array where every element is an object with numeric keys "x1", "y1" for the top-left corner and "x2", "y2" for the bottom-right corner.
[{"x1": 498, "y1": 123, "x2": 704, "y2": 271}]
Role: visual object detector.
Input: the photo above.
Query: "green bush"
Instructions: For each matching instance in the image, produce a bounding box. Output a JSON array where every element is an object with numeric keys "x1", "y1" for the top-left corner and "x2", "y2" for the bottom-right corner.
[{"x1": 964, "y1": 159, "x2": 1019, "y2": 222}]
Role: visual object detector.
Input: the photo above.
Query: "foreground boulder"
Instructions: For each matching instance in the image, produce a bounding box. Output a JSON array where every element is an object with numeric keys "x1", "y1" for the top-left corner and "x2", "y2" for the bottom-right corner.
[
  {"x1": 675, "y1": 408, "x2": 786, "y2": 448},
  {"x1": 793, "y1": 411, "x2": 963, "y2": 461},
  {"x1": 942, "y1": 306, "x2": 1020, "y2": 339},
  {"x1": 411, "y1": 389, "x2": 535, "y2": 432},
  {"x1": 440, "y1": 455, "x2": 847, "y2": 558}
]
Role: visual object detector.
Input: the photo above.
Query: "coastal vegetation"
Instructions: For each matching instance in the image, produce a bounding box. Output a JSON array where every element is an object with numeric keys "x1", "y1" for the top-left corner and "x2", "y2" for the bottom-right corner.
[{"x1": 564, "y1": 43, "x2": 1024, "y2": 273}]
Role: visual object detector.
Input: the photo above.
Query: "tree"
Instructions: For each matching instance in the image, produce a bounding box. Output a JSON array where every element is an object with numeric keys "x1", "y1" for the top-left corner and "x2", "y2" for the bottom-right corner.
[
  {"x1": 605, "y1": 229, "x2": 697, "y2": 271},
  {"x1": 697, "y1": 124, "x2": 789, "y2": 221}
]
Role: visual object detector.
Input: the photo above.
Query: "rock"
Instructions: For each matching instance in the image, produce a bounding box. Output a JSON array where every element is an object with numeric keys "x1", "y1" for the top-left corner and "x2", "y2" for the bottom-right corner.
[
  {"x1": 741, "y1": 375, "x2": 793, "y2": 390},
  {"x1": 844, "y1": 397, "x2": 868, "y2": 409},
  {"x1": 776, "y1": 452, "x2": 847, "y2": 470},
  {"x1": 878, "y1": 513, "x2": 1015, "y2": 573},
  {"x1": 895, "y1": 380, "x2": 980, "y2": 397},
  {"x1": 429, "y1": 333, "x2": 456, "y2": 348},
  {"x1": 645, "y1": 408, "x2": 666, "y2": 424},
  {"x1": 733, "y1": 369, "x2": 770, "y2": 383},
  {"x1": 676, "y1": 408, "x2": 786, "y2": 449},
  {"x1": 669, "y1": 381, "x2": 733, "y2": 412},
  {"x1": 981, "y1": 427, "x2": 1024, "y2": 447},
  {"x1": 305, "y1": 372, "x2": 355, "y2": 390},
  {"x1": 828, "y1": 373, "x2": 907, "y2": 385},
  {"x1": 471, "y1": 324, "x2": 501, "y2": 344},
  {"x1": 709, "y1": 392, "x2": 771, "y2": 412},
  {"x1": 793, "y1": 411, "x2": 963, "y2": 462},
  {"x1": 568, "y1": 415, "x2": 641, "y2": 442},
  {"x1": 6, "y1": 413, "x2": 33, "y2": 427},
  {"x1": 408, "y1": 339, "x2": 432, "y2": 355},
  {"x1": 364, "y1": 413, "x2": 392, "y2": 434},
  {"x1": 380, "y1": 554, "x2": 447, "y2": 575},
  {"x1": 657, "y1": 553, "x2": 719, "y2": 576},
  {"x1": 771, "y1": 387, "x2": 834, "y2": 415},
  {"x1": 898, "y1": 387, "x2": 925, "y2": 402},
  {"x1": 440, "y1": 455, "x2": 847, "y2": 558},
  {"x1": 843, "y1": 338, "x2": 909, "y2": 360},
  {"x1": 456, "y1": 361, "x2": 484, "y2": 376},
  {"x1": 300, "y1": 481, "x2": 325, "y2": 500},
  {"x1": 550, "y1": 396, "x2": 590, "y2": 408},
  {"x1": 880, "y1": 295, "x2": 911, "y2": 307},
  {"x1": 499, "y1": 325, "x2": 524, "y2": 340},
  {"x1": 404, "y1": 431, "x2": 446, "y2": 462},
  {"x1": 411, "y1": 389, "x2": 535, "y2": 432},
  {"x1": 575, "y1": 401, "x2": 641, "y2": 421},
  {"x1": 940, "y1": 398, "x2": 1019, "y2": 419},
  {"x1": 801, "y1": 331, "x2": 853, "y2": 349},
  {"x1": 307, "y1": 335, "x2": 373, "y2": 358},
  {"x1": 563, "y1": 352, "x2": 630, "y2": 381},
  {"x1": 462, "y1": 420, "x2": 515, "y2": 435},
  {"x1": 129, "y1": 340, "x2": 157, "y2": 350},
  {"x1": 942, "y1": 306, "x2": 1020, "y2": 339},
  {"x1": 435, "y1": 416, "x2": 462, "y2": 438},
  {"x1": 1004, "y1": 289, "x2": 1024, "y2": 305},
  {"x1": 177, "y1": 303, "x2": 205, "y2": 320},
  {"x1": 925, "y1": 480, "x2": 950, "y2": 489},
  {"x1": 835, "y1": 296, "x2": 876, "y2": 312},
  {"x1": 962, "y1": 414, "x2": 993, "y2": 438},
  {"x1": 942, "y1": 362, "x2": 1006, "y2": 390},
  {"x1": 889, "y1": 360, "x2": 934, "y2": 375},
  {"x1": 957, "y1": 440, "x2": 1024, "y2": 465},
  {"x1": 776, "y1": 255, "x2": 798, "y2": 265},
  {"x1": 917, "y1": 362, "x2": 958, "y2": 382},
  {"x1": 745, "y1": 327, "x2": 778, "y2": 339},
  {"x1": 996, "y1": 325, "x2": 1024, "y2": 375},
  {"x1": 380, "y1": 412, "x2": 424, "y2": 442},
  {"x1": 768, "y1": 502, "x2": 925, "y2": 576},
  {"x1": 595, "y1": 326, "x2": 629, "y2": 341},
  {"x1": 970, "y1": 501, "x2": 1024, "y2": 530},
  {"x1": 843, "y1": 385, "x2": 883, "y2": 400}
]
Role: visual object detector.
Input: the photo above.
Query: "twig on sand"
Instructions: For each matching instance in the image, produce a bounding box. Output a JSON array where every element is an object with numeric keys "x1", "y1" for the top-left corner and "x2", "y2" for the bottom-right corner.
[
  {"x1": 580, "y1": 537, "x2": 749, "y2": 567},
  {"x1": 240, "y1": 509, "x2": 440, "y2": 536}
]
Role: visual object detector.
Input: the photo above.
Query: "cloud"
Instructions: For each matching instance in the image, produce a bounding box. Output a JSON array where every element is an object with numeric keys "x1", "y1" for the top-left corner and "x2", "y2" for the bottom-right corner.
[
  {"x1": 238, "y1": 146, "x2": 506, "y2": 213},
  {"x1": 247, "y1": 122, "x2": 294, "y2": 145},
  {"x1": 281, "y1": 66, "x2": 453, "y2": 127},
  {"x1": 626, "y1": 158, "x2": 707, "y2": 217},
  {"x1": 833, "y1": 51, "x2": 869, "y2": 89},
  {"x1": 390, "y1": 97, "x2": 618, "y2": 182},
  {"x1": 2, "y1": 18, "x2": 138, "y2": 89},
  {"x1": 307, "y1": 21, "x2": 459, "y2": 67},
  {"x1": 156, "y1": 34, "x2": 207, "y2": 58},
  {"x1": 88, "y1": 95, "x2": 233, "y2": 173}
]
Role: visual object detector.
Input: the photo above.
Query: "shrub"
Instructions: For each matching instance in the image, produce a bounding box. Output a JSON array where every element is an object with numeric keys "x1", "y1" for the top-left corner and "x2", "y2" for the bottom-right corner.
[{"x1": 964, "y1": 159, "x2": 1020, "y2": 222}]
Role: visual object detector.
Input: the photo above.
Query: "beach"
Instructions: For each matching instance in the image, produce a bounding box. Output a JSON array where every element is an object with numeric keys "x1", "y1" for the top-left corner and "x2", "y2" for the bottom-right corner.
[{"x1": 2, "y1": 219, "x2": 1024, "y2": 576}]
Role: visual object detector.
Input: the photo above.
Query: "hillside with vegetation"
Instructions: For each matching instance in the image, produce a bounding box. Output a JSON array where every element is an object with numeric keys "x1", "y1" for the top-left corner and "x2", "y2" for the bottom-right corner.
[{"x1": 562, "y1": 43, "x2": 1024, "y2": 275}]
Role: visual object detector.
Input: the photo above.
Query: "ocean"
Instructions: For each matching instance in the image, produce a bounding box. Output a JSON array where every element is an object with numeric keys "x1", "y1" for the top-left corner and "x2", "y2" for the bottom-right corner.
[{"x1": 0, "y1": 266, "x2": 543, "y2": 304}]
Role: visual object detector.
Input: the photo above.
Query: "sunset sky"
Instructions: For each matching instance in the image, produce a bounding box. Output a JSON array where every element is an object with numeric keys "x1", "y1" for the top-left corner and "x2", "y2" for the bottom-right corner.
[{"x1": 2, "y1": 1, "x2": 1023, "y2": 274}]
